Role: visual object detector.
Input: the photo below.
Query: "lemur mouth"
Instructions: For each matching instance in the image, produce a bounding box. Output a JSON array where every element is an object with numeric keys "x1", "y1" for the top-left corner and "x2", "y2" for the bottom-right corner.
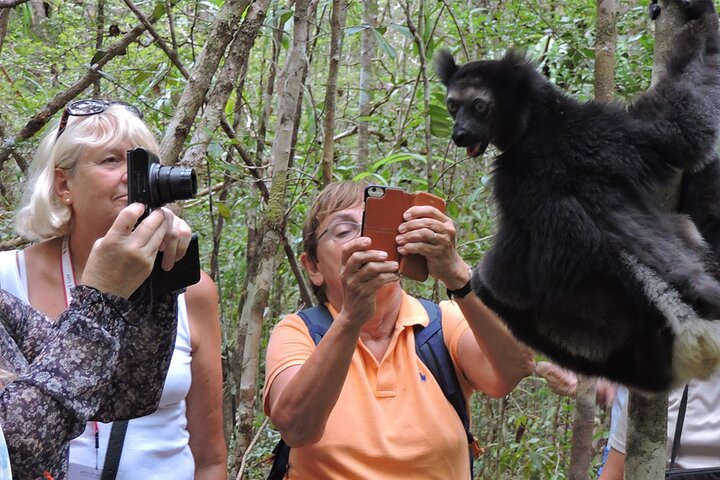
[{"x1": 466, "y1": 142, "x2": 489, "y2": 157}]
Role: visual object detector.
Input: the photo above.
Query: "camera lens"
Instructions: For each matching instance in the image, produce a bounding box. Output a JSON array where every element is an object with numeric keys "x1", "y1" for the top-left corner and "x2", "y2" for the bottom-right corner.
[{"x1": 149, "y1": 163, "x2": 197, "y2": 205}]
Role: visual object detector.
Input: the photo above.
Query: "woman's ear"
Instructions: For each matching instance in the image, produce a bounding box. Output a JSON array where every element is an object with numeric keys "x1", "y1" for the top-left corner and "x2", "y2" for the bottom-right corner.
[
  {"x1": 300, "y1": 252, "x2": 324, "y2": 287},
  {"x1": 54, "y1": 168, "x2": 72, "y2": 204}
]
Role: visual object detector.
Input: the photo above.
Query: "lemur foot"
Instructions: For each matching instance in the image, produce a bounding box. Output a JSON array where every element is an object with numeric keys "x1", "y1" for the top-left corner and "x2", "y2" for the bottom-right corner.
[{"x1": 649, "y1": 0, "x2": 661, "y2": 20}]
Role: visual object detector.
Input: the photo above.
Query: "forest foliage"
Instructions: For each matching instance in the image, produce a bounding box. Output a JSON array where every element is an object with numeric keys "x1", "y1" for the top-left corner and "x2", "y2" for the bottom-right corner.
[{"x1": 0, "y1": 0, "x2": 656, "y2": 477}]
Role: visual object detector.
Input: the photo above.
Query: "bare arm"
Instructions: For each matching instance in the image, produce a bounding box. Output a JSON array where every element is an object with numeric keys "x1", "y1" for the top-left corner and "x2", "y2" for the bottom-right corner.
[
  {"x1": 397, "y1": 205, "x2": 535, "y2": 396},
  {"x1": 267, "y1": 236, "x2": 400, "y2": 447},
  {"x1": 185, "y1": 272, "x2": 228, "y2": 480},
  {"x1": 598, "y1": 448, "x2": 625, "y2": 480}
]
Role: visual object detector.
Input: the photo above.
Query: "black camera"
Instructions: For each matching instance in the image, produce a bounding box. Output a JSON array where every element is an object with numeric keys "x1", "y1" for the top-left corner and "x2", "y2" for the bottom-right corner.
[
  {"x1": 127, "y1": 147, "x2": 200, "y2": 301},
  {"x1": 127, "y1": 147, "x2": 197, "y2": 213}
]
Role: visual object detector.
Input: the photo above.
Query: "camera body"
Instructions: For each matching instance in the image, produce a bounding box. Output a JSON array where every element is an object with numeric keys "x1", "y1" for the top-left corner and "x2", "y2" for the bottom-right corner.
[
  {"x1": 127, "y1": 147, "x2": 200, "y2": 300},
  {"x1": 127, "y1": 147, "x2": 197, "y2": 216}
]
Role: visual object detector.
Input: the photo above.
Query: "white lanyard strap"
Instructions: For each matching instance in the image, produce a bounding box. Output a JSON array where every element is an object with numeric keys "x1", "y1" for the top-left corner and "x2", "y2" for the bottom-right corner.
[{"x1": 61, "y1": 235, "x2": 76, "y2": 307}]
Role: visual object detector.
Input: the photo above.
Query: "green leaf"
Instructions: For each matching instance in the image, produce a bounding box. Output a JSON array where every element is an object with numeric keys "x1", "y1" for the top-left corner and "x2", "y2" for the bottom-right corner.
[
  {"x1": 345, "y1": 25, "x2": 369, "y2": 35},
  {"x1": 372, "y1": 28, "x2": 396, "y2": 60},
  {"x1": 218, "y1": 203, "x2": 232, "y2": 221}
]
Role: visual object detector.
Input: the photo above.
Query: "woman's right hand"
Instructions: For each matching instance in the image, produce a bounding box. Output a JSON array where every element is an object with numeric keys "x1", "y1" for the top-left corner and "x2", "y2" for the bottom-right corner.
[
  {"x1": 81, "y1": 203, "x2": 192, "y2": 298},
  {"x1": 337, "y1": 237, "x2": 400, "y2": 328}
]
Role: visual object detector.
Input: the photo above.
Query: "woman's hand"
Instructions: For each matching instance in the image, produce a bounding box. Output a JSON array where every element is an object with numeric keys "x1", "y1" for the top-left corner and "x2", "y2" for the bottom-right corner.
[
  {"x1": 157, "y1": 206, "x2": 193, "y2": 271},
  {"x1": 338, "y1": 237, "x2": 400, "y2": 328},
  {"x1": 395, "y1": 205, "x2": 470, "y2": 290},
  {"x1": 82, "y1": 203, "x2": 192, "y2": 298}
]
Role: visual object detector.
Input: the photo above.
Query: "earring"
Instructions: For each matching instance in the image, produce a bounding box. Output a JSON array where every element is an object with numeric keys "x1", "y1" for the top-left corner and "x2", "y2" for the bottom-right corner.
[{"x1": 65, "y1": 197, "x2": 71, "y2": 205}]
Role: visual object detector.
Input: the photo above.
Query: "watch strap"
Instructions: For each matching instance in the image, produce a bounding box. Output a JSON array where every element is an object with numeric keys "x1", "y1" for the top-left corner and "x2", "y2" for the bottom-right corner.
[{"x1": 447, "y1": 267, "x2": 473, "y2": 300}]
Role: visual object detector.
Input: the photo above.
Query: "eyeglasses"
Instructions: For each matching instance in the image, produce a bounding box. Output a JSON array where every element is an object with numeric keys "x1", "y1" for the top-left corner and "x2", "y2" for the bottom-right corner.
[
  {"x1": 317, "y1": 221, "x2": 362, "y2": 243},
  {"x1": 56, "y1": 99, "x2": 143, "y2": 139}
]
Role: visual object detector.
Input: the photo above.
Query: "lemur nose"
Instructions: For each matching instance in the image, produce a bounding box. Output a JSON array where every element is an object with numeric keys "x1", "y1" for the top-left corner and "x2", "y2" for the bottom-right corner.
[{"x1": 452, "y1": 127, "x2": 471, "y2": 147}]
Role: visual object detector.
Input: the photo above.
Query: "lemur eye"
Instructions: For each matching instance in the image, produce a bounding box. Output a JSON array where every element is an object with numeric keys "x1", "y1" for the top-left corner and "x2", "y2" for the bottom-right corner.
[
  {"x1": 474, "y1": 98, "x2": 489, "y2": 115},
  {"x1": 446, "y1": 99, "x2": 458, "y2": 115}
]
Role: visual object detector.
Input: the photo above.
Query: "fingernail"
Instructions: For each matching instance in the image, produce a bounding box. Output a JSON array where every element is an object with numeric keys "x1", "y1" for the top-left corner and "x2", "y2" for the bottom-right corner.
[
  {"x1": 403, "y1": 211, "x2": 412, "y2": 220},
  {"x1": 360, "y1": 237, "x2": 370, "y2": 246},
  {"x1": 398, "y1": 225, "x2": 406, "y2": 233},
  {"x1": 395, "y1": 235, "x2": 404, "y2": 244},
  {"x1": 379, "y1": 251, "x2": 388, "y2": 259},
  {"x1": 390, "y1": 261, "x2": 399, "y2": 269}
]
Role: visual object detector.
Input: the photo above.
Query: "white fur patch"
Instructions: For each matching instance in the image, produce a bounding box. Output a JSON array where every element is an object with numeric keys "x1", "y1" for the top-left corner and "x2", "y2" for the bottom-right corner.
[{"x1": 622, "y1": 251, "x2": 720, "y2": 385}]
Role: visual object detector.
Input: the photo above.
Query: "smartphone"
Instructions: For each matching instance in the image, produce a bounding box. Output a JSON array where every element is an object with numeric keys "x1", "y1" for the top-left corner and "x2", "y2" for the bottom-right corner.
[{"x1": 361, "y1": 185, "x2": 446, "y2": 281}]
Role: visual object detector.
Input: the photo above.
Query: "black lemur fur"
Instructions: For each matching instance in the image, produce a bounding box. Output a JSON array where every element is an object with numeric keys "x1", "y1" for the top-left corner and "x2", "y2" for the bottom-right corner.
[{"x1": 437, "y1": 0, "x2": 720, "y2": 392}]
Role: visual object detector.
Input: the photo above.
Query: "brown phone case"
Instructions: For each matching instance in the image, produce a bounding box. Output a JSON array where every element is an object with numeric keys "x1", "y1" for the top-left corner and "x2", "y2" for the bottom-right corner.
[{"x1": 362, "y1": 185, "x2": 446, "y2": 281}]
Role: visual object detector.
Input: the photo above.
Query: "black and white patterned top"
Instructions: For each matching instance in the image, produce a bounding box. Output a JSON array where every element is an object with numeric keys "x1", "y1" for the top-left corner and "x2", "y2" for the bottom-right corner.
[{"x1": 0, "y1": 285, "x2": 178, "y2": 479}]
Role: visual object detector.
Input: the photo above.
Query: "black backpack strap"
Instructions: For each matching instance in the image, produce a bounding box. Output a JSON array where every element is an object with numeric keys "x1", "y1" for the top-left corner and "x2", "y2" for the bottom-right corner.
[
  {"x1": 267, "y1": 438, "x2": 291, "y2": 480},
  {"x1": 297, "y1": 306, "x2": 334, "y2": 344},
  {"x1": 669, "y1": 384, "x2": 690, "y2": 470},
  {"x1": 267, "y1": 306, "x2": 334, "y2": 479},
  {"x1": 100, "y1": 420, "x2": 129, "y2": 480},
  {"x1": 414, "y1": 298, "x2": 476, "y2": 478}
]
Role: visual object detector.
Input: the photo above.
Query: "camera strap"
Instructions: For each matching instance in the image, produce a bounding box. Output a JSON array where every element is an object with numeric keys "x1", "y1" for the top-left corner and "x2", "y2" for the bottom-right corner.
[
  {"x1": 61, "y1": 236, "x2": 76, "y2": 305},
  {"x1": 61, "y1": 236, "x2": 129, "y2": 478}
]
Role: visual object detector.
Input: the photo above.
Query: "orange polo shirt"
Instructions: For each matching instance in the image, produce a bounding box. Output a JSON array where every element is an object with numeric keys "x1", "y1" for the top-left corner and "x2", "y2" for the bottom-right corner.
[{"x1": 263, "y1": 291, "x2": 474, "y2": 479}]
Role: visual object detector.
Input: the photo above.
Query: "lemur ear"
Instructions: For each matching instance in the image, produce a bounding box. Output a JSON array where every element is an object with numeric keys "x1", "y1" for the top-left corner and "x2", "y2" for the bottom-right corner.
[{"x1": 435, "y1": 50, "x2": 459, "y2": 86}]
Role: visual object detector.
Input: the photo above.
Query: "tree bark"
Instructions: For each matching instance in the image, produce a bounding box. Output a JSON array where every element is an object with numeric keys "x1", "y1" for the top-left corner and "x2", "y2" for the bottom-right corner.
[
  {"x1": 568, "y1": 376, "x2": 596, "y2": 480},
  {"x1": 0, "y1": 8, "x2": 11, "y2": 55},
  {"x1": 568, "y1": 4, "x2": 618, "y2": 478},
  {"x1": 93, "y1": 0, "x2": 105, "y2": 97},
  {"x1": 626, "y1": 1, "x2": 684, "y2": 478},
  {"x1": 357, "y1": 0, "x2": 376, "y2": 171},
  {"x1": 181, "y1": 0, "x2": 270, "y2": 169},
  {"x1": 594, "y1": 0, "x2": 616, "y2": 101},
  {"x1": 231, "y1": 0, "x2": 310, "y2": 473},
  {"x1": 321, "y1": 0, "x2": 347, "y2": 186},
  {"x1": 158, "y1": 0, "x2": 251, "y2": 165}
]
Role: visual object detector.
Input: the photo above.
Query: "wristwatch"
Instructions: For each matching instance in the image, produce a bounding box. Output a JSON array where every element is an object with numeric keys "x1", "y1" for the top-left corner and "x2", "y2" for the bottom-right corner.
[{"x1": 447, "y1": 267, "x2": 474, "y2": 300}]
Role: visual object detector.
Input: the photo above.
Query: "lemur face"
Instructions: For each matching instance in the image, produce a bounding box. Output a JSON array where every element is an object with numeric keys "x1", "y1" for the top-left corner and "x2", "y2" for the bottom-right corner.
[{"x1": 444, "y1": 82, "x2": 495, "y2": 157}]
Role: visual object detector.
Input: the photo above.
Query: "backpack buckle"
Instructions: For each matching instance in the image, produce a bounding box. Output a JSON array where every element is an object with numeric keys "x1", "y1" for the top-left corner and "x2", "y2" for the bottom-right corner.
[{"x1": 470, "y1": 437, "x2": 484, "y2": 459}]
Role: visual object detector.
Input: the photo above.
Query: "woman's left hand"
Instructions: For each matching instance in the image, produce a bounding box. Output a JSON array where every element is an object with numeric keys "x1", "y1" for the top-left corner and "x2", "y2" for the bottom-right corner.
[
  {"x1": 82, "y1": 204, "x2": 192, "y2": 298},
  {"x1": 395, "y1": 205, "x2": 469, "y2": 290}
]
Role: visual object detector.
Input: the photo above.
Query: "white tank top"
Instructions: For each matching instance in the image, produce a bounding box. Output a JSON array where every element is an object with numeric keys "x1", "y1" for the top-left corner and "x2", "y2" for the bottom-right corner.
[{"x1": 0, "y1": 249, "x2": 195, "y2": 479}]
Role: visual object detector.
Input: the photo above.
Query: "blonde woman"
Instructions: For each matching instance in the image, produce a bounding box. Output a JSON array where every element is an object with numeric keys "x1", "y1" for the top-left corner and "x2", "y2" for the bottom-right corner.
[
  {"x1": 0, "y1": 203, "x2": 190, "y2": 478},
  {"x1": 1, "y1": 100, "x2": 227, "y2": 479}
]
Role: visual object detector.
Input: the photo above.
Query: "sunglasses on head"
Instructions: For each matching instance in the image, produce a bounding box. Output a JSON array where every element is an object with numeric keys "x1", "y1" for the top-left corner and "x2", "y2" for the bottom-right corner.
[{"x1": 56, "y1": 99, "x2": 143, "y2": 139}]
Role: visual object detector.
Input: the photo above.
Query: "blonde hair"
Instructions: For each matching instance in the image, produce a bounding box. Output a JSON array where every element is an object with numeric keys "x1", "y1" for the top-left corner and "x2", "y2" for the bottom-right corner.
[{"x1": 15, "y1": 104, "x2": 158, "y2": 241}]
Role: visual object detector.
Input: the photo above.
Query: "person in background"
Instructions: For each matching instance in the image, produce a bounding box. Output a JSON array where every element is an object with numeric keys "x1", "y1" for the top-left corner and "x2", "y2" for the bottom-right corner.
[
  {"x1": 2, "y1": 100, "x2": 227, "y2": 480},
  {"x1": 0, "y1": 203, "x2": 190, "y2": 479},
  {"x1": 264, "y1": 180, "x2": 536, "y2": 479},
  {"x1": 598, "y1": 376, "x2": 720, "y2": 479}
]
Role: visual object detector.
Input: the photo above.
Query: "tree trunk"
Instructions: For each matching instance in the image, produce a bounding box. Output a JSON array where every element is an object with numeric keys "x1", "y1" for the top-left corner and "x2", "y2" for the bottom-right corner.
[
  {"x1": 626, "y1": 1, "x2": 684, "y2": 478},
  {"x1": 357, "y1": 0, "x2": 376, "y2": 171},
  {"x1": 402, "y1": 0, "x2": 433, "y2": 187},
  {"x1": 321, "y1": 0, "x2": 347, "y2": 186},
  {"x1": 0, "y1": 9, "x2": 10, "y2": 56},
  {"x1": 568, "y1": 3, "x2": 618, "y2": 478},
  {"x1": 594, "y1": 0, "x2": 616, "y2": 101},
  {"x1": 93, "y1": 0, "x2": 105, "y2": 97},
  {"x1": 158, "y1": 0, "x2": 251, "y2": 165},
  {"x1": 568, "y1": 376, "x2": 596, "y2": 480},
  {"x1": 181, "y1": 0, "x2": 270, "y2": 169},
  {"x1": 230, "y1": 0, "x2": 310, "y2": 474}
]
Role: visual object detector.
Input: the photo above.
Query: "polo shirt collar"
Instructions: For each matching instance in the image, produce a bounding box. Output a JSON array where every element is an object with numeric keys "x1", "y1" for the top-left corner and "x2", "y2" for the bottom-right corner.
[{"x1": 324, "y1": 291, "x2": 431, "y2": 329}]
